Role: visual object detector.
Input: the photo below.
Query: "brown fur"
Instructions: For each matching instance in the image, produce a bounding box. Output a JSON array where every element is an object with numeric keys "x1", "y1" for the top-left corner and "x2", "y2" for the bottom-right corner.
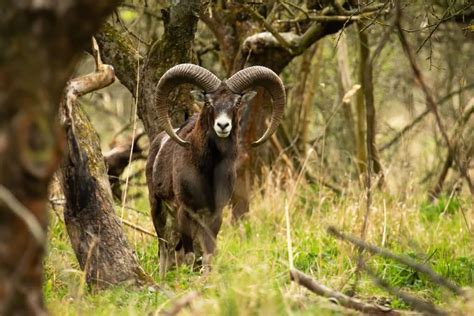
[{"x1": 146, "y1": 85, "x2": 248, "y2": 276}]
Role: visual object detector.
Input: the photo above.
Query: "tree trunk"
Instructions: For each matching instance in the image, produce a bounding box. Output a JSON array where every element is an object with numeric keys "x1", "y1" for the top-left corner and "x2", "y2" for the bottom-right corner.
[
  {"x1": 299, "y1": 44, "x2": 322, "y2": 156},
  {"x1": 60, "y1": 104, "x2": 152, "y2": 288},
  {"x1": 336, "y1": 33, "x2": 357, "y2": 159},
  {"x1": 58, "y1": 42, "x2": 153, "y2": 288},
  {"x1": 138, "y1": 0, "x2": 203, "y2": 140},
  {"x1": 355, "y1": 29, "x2": 369, "y2": 177},
  {"x1": 0, "y1": 1, "x2": 119, "y2": 314}
]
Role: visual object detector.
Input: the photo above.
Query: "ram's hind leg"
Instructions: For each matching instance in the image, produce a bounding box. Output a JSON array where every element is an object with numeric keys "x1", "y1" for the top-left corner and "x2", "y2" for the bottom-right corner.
[{"x1": 150, "y1": 195, "x2": 169, "y2": 279}]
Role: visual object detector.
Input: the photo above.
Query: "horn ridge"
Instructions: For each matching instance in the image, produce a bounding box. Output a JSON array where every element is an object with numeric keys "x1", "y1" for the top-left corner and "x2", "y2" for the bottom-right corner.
[
  {"x1": 155, "y1": 64, "x2": 221, "y2": 146},
  {"x1": 226, "y1": 66, "x2": 286, "y2": 146}
]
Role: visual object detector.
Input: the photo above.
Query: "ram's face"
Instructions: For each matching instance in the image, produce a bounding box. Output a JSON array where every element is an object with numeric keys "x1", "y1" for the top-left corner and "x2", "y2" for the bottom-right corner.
[{"x1": 192, "y1": 88, "x2": 257, "y2": 138}]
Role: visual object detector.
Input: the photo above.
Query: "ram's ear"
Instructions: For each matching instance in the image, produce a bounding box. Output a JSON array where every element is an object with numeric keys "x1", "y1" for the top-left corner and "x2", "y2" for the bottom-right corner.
[
  {"x1": 190, "y1": 90, "x2": 206, "y2": 102},
  {"x1": 242, "y1": 90, "x2": 257, "y2": 103}
]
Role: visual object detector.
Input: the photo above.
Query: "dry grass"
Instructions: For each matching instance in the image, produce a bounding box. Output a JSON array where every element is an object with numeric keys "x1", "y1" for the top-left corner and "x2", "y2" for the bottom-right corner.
[{"x1": 44, "y1": 160, "x2": 474, "y2": 315}]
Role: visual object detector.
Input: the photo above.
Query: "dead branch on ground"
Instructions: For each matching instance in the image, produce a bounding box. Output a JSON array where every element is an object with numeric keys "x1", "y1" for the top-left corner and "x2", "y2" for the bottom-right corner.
[
  {"x1": 327, "y1": 226, "x2": 466, "y2": 296},
  {"x1": 158, "y1": 291, "x2": 199, "y2": 316},
  {"x1": 290, "y1": 269, "x2": 400, "y2": 315}
]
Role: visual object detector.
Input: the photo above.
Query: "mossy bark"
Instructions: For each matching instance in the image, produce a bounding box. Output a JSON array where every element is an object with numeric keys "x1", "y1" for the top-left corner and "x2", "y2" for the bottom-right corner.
[{"x1": 59, "y1": 104, "x2": 153, "y2": 288}]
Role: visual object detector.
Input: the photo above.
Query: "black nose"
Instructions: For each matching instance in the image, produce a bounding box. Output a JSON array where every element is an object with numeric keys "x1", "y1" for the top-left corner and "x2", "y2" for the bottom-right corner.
[{"x1": 217, "y1": 122, "x2": 230, "y2": 130}]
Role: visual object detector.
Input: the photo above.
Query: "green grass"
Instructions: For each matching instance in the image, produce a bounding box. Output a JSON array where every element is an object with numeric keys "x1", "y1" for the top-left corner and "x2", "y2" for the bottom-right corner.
[{"x1": 44, "y1": 173, "x2": 474, "y2": 315}]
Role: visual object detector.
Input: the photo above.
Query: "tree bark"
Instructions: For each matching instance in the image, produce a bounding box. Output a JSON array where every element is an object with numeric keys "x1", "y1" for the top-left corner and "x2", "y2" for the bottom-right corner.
[
  {"x1": 138, "y1": 0, "x2": 203, "y2": 140},
  {"x1": 355, "y1": 29, "x2": 368, "y2": 177},
  {"x1": 58, "y1": 42, "x2": 153, "y2": 288},
  {"x1": 60, "y1": 104, "x2": 152, "y2": 288},
  {"x1": 0, "y1": 1, "x2": 119, "y2": 314},
  {"x1": 336, "y1": 33, "x2": 357, "y2": 159},
  {"x1": 104, "y1": 132, "x2": 146, "y2": 199}
]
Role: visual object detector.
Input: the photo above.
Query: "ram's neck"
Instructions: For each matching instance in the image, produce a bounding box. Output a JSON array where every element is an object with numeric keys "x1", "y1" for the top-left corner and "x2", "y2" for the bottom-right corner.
[{"x1": 188, "y1": 121, "x2": 238, "y2": 167}]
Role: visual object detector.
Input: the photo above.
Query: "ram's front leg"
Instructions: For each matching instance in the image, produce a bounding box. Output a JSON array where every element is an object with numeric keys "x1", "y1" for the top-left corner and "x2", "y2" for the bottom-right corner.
[
  {"x1": 198, "y1": 211, "x2": 223, "y2": 274},
  {"x1": 177, "y1": 205, "x2": 197, "y2": 269}
]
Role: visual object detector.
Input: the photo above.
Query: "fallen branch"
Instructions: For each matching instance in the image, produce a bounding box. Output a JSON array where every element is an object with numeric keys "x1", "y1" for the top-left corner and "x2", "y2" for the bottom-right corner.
[
  {"x1": 361, "y1": 262, "x2": 447, "y2": 316},
  {"x1": 159, "y1": 291, "x2": 199, "y2": 316},
  {"x1": 327, "y1": 226, "x2": 465, "y2": 296},
  {"x1": 290, "y1": 269, "x2": 400, "y2": 315}
]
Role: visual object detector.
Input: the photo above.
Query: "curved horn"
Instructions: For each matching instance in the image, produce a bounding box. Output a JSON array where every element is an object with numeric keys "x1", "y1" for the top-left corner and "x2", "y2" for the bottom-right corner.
[
  {"x1": 156, "y1": 64, "x2": 221, "y2": 146},
  {"x1": 226, "y1": 66, "x2": 285, "y2": 147}
]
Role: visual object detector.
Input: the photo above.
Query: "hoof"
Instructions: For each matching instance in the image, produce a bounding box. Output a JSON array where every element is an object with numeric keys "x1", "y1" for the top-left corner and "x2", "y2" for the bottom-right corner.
[
  {"x1": 200, "y1": 264, "x2": 211, "y2": 276},
  {"x1": 200, "y1": 254, "x2": 212, "y2": 275},
  {"x1": 184, "y1": 252, "x2": 195, "y2": 269}
]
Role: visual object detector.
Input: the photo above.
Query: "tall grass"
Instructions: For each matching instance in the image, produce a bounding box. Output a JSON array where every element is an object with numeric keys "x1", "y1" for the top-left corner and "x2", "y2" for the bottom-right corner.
[{"x1": 44, "y1": 164, "x2": 474, "y2": 315}]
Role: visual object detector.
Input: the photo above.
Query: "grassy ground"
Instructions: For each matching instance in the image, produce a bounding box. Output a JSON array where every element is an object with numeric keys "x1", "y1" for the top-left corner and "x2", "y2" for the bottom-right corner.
[{"x1": 44, "y1": 168, "x2": 474, "y2": 315}]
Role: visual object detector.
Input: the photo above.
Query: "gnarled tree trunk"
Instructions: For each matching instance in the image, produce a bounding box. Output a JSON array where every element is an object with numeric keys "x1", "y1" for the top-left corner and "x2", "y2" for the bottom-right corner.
[
  {"x1": 58, "y1": 42, "x2": 153, "y2": 288},
  {"x1": 0, "y1": 1, "x2": 119, "y2": 314}
]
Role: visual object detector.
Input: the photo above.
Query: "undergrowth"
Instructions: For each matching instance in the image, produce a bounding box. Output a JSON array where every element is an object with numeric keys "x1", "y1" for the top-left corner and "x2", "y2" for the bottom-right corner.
[{"x1": 44, "y1": 170, "x2": 474, "y2": 315}]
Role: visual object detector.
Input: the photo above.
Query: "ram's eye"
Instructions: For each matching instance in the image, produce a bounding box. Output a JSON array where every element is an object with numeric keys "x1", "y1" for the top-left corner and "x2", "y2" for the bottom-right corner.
[
  {"x1": 191, "y1": 90, "x2": 205, "y2": 102},
  {"x1": 242, "y1": 91, "x2": 257, "y2": 102}
]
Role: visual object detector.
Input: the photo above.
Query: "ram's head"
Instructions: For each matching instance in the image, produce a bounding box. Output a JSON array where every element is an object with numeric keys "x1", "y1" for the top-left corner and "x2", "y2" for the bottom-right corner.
[{"x1": 155, "y1": 64, "x2": 286, "y2": 146}]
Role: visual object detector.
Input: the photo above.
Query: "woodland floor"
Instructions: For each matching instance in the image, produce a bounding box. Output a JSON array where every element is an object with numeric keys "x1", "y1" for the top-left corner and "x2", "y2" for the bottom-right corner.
[{"x1": 45, "y1": 164, "x2": 474, "y2": 315}]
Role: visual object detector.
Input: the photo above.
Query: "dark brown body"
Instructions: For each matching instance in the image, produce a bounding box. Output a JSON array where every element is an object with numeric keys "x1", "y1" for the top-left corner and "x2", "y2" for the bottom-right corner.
[
  {"x1": 146, "y1": 64, "x2": 285, "y2": 277},
  {"x1": 146, "y1": 107, "x2": 240, "y2": 275}
]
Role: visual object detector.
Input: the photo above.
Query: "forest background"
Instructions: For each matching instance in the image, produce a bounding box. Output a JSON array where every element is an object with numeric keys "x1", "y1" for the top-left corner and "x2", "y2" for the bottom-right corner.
[{"x1": 0, "y1": 0, "x2": 473, "y2": 315}]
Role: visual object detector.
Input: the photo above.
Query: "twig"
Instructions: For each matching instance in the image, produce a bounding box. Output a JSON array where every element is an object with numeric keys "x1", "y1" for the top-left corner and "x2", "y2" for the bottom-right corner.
[
  {"x1": 121, "y1": 218, "x2": 156, "y2": 237},
  {"x1": 0, "y1": 185, "x2": 46, "y2": 244},
  {"x1": 327, "y1": 226, "x2": 466, "y2": 296},
  {"x1": 398, "y1": 21, "x2": 473, "y2": 194},
  {"x1": 380, "y1": 83, "x2": 474, "y2": 152},
  {"x1": 281, "y1": 0, "x2": 309, "y2": 19},
  {"x1": 361, "y1": 262, "x2": 447, "y2": 316},
  {"x1": 416, "y1": 1, "x2": 456, "y2": 54},
  {"x1": 277, "y1": 14, "x2": 367, "y2": 22},
  {"x1": 290, "y1": 269, "x2": 400, "y2": 315},
  {"x1": 158, "y1": 291, "x2": 199, "y2": 316},
  {"x1": 397, "y1": 20, "x2": 450, "y2": 150},
  {"x1": 244, "y1": 5, "x2": 297, "y2": 54},
  {"x1": 119, "y1": 3, "x2": 162, "y2": 20},
  {"x1": 359, "y1": 0, "x2": 390, "y2": 33},
  {"x1": 114, "y1": 10, "x2": 151, "y2": 46},
  {"x1": 380, "y1": 109, "x2": 430, "y2": 151},
  {"x1": 285, "y1": 202, "x2": 294, "y2": 270}
]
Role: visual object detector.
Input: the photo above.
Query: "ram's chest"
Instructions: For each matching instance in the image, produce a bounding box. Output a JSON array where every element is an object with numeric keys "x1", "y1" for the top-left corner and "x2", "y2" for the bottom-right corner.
[{"x1": 175, "y1": 160, "x2": 236, "y2": 213}]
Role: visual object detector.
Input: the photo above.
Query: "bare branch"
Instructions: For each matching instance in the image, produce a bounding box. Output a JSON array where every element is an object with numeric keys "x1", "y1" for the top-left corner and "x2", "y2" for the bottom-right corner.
[
  {"x1": 0, "y1": 185, "x2": 46, "y2": 244},
  {"x1": 380, "y1": 83, "x2": 474, "y2": 152},
  {"x1": 158, "y1": 291, "x2": 199, "y2": 316},
  {"x1": 68, "y1": 37, "x2": 115, "y2": 98},
  {"x1": 290, "y1": 269, "x2": 400, "y2": 315},
  {"x1": 121, "y1": 218, "x2": 156, "y2": 238},
  {"x1": 416, "y1": 1, "x2": 456, "y2": 54},
  {"x1": 397, "y1": 19, "x2": 473, "y2": 194},
  {"x1": 327, "y1": 226, "x2": 466, "y2": 296},
  {"x1": 361, "y1": 262, "x2": 448, "y2": 316},
  {"x1": 243, "y1": 5, "x2": 298, "y2": 55}
]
